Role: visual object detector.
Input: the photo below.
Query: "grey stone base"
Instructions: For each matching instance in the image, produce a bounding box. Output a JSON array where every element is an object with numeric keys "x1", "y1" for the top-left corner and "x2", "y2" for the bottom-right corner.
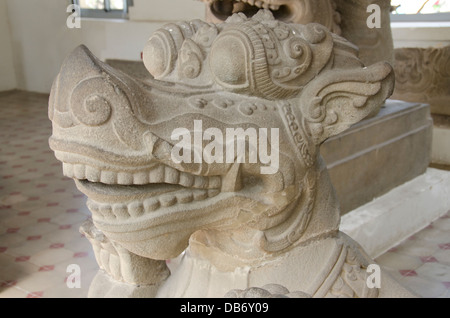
[{"x1": 321, "y1": 100, "x2": 432, "y2": 214}]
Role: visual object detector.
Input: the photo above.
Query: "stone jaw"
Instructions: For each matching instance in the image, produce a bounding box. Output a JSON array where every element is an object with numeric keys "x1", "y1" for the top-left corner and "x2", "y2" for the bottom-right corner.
[{"x1": 48, "y1": 11, "x2": 401, "y2": 296}]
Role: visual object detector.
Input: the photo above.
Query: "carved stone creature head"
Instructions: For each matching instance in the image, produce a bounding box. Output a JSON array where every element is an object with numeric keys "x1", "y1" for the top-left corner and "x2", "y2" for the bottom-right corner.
[
  {"x1": 201, "y1": 0, "x2": 341, "y2": 34},
  {"x1": 49, "y1": 11, "x2": 393, "y2": 265}
]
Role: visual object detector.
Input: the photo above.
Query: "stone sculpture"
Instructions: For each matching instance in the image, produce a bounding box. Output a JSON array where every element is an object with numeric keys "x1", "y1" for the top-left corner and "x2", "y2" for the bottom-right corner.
[
  {"x1": 48, "y1": 11, "x2": 414, "y2": 297},
  {"x1": 391, "y1": 46, "x2": 450, "y2": 117},
  {"x1": 200, "y1": 0, "x2": 394, "y2": 65}
]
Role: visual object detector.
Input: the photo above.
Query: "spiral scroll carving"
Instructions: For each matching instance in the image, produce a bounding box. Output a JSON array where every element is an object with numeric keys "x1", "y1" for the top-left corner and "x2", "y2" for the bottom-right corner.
[{"x1": 70, "y1": 77, "x2": 114, "y2": 127}]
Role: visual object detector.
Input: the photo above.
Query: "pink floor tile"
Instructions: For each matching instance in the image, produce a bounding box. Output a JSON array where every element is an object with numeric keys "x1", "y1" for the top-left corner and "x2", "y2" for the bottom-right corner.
[
  {"x1": 420, "y1": 256, "x2": 438, "y2": 263},
  {"x1": 399, "y1": 269, "x2": 418, "y2": 277}
]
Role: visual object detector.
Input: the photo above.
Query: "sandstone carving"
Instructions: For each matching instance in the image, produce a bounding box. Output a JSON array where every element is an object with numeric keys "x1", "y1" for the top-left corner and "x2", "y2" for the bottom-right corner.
[
  {"x1": 200, "y1": 0, "x2": 394, "y2": 65},
  {"x1": 48, "y1": 11, "x2": 414, "y2": 297},
  {"x1": 202, "y1": 0, "x2": 342, "y2": 34},
  {"x1": 391, "y1": 46, "x2": 450, "y2": 116}
]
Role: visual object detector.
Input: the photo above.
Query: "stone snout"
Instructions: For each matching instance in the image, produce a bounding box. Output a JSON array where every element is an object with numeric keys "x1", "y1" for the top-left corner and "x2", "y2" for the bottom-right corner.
[{"x1": 47, "y1": 45, "x2": 302, "y2": 262}]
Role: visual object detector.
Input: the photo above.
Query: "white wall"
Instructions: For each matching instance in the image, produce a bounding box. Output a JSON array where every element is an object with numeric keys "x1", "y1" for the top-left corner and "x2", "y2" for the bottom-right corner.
[
  {"x1": 0, "y1": 0, "x2": 17, "y2": 91},
  {"x1": 129, "y1": 0, "x2": 205, "y2": 22},
  {"x1": 4, "y1": 0, "x2": 205, "y2": 94},
  {"x1": 391, "y1": 21, "x2": 450, "y2": 48}
]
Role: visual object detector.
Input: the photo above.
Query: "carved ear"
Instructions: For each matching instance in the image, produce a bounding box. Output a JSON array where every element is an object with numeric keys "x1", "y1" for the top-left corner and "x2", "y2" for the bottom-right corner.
[{"x1": 299, "y1": 62, "x2": 394, "y2": 145}]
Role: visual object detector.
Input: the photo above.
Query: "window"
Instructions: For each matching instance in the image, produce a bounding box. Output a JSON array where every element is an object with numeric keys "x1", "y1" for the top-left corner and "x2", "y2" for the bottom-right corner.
[
  {"x1": 390, "y1": 0, "x2": 450, "y2": 22},
  {"x1": 73, "y1": 0, "x2": 130, "y2": 19}
]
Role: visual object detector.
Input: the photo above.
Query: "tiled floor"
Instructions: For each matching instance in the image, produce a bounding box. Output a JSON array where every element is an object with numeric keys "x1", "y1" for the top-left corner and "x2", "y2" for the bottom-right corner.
[
  {"x1": 0, "y1": 90, "x2": 449, "y2": 298},
  {"x1": 0, "y1": 90, "x2": 97, "y2": 298},
  {"x1": 375, "y1": 213, "x2": 450, "y2": 298}
]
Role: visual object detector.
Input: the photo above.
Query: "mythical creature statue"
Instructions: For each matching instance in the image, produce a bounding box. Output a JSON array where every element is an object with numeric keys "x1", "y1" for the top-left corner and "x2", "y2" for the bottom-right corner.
[
  {"x1": 49, "y1": 10, "x2": 413, "y2": 297},
  {"x1": 200, "y1": 0, "x2": 394, "y2": 66}
]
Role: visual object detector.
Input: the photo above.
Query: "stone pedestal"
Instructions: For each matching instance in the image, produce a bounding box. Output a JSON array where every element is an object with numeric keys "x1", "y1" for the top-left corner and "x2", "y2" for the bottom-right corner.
[
  {"x1": 321, "y1": 100, "x2": 433, "y2": 214},
  {"x1": 391, "y1": 46, "x2": 450, "y2": 117},
  {"x1": 431, "y1": 116, "x2": 450, "y2": 166},
  {"x1": 391, "y1": 46, "x2": 450, "y2": 166}
]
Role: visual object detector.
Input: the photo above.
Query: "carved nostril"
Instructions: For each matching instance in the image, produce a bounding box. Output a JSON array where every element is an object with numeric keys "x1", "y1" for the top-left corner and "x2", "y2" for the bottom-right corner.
[{"x1": 70, "y1": 77, "x2": 113, "y2": 127}]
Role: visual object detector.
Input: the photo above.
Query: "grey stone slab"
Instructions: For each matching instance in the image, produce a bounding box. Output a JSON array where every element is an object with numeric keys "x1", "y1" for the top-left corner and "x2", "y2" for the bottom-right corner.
[{"x1": 321, "y1": 100, "x2": 432, "y2": 214}]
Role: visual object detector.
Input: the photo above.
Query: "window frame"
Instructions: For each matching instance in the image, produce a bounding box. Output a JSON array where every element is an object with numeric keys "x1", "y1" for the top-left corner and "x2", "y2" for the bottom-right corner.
[
  {"x1": 390, "y1": 12, "x2": 450, "y2": 22},
  {"x1": 72, "y1": 0, "x2": 130, "y2": 19}
]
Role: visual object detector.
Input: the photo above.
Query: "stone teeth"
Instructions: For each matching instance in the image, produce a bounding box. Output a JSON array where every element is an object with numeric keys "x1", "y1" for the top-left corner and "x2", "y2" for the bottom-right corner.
[
  {"x1": 149, "y1": 165, "x2": 165, "y2": 183},
  {"x1": 239, "y1": 0, "x2": 279, "y2": 10},
  {"x1": 62, "y1": 162, "x2": 222, "y2": 192},
  {"x1": 74, "y1": 164, "x2": 86, "y2": 180},
  {"x1": 144, "y1": 198, "x2": 160, "y2": 212},
  {"x1": 86, "y1": 184, "x2": 220, "y2": 220},
  {"x1": 62, "y1": 163, "x2": 74, "y2": 178},
  {"x1": 208, "y1": 189, "x2": 220, "y2": 197},
  {"x1": 177, "y1": 191, "x2": 194, "y2": 204},
  {"x1": 193, "y1": 189, "x2": 208, "y2": 201},
  {"x1": 208, "y1": 176, "x2": 221, "y2": 189},
  {"x1": 69, "y1": 164, "x2": 224, "y2": 220},
  {"x1": 179, "y1": 171, "x2": 195, "y2": 187},
  {"x1": 133, "y1": 171, "x2": 149, "y2": 185},
  {"x1": 164, "y1": 166, "x2": 180, "y2": 184},
  {"x1": 128, "y1": 201, "x2": 144, "y2": 217},
  {"x1": 100, "y1": 170, "x2": 117, "y2": 185},
  {"x1": 117, "y1": 172, "x2": 134, "y2": 185},
  {"x1": 194, "y1": 175, "x2": 208, "y2": 189},
  {"x1": 112, "y1": 203, "x2": 129, "y2": 219},
  {"x1": 99, "y1": 204, "x2": 114, "y2": 220},
  {"x1": 85, "y1": 166, "x2": 101, "y2": 182},
  {"x1": 159, "y1": 194, "x2": 177, "y2": 207}
]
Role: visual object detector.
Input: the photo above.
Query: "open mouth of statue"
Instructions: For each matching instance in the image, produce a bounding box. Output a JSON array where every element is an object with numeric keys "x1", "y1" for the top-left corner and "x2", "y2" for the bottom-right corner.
[
  {"x1": 63, "y1": 162, "x2": 222, "y2": 221},
  {"x1": 209, "y1": 0, "x2": 291, "y2": 21}
]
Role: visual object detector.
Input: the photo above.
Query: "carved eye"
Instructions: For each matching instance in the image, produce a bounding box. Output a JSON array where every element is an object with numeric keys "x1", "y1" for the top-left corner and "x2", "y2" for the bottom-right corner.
[
  {"x1": 209, "y1": 34, "x2": 249, "y2": 89},
  {"x1": 143, "y1": 30, "x2": 177, "y2": 79}
]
